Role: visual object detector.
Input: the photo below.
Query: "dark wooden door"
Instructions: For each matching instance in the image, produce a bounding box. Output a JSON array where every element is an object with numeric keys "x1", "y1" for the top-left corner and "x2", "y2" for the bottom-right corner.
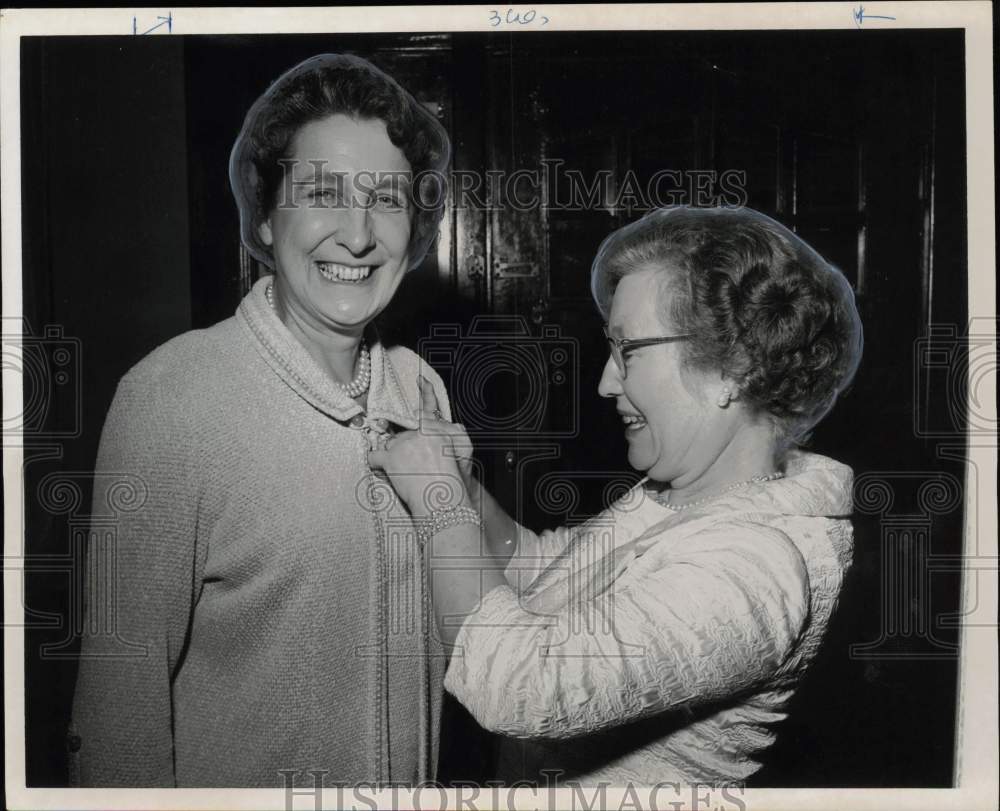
[{"x1": 464, "y1": 36, "x2": 876, "y2": 533}]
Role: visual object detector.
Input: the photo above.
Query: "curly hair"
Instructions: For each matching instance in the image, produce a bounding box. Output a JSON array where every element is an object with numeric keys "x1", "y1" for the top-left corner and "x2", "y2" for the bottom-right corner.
[
  {"x1": 229, "y1": 53, "x2": 451, "y2": 270},
  {"x1": 591, "y1": 206, "x2": 863, "y2": 443}
]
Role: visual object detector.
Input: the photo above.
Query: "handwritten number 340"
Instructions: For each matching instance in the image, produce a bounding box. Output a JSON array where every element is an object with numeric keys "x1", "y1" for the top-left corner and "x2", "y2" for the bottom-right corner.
[{"x1": 489, "y1": 9, "x2": 550, "y2": 27}]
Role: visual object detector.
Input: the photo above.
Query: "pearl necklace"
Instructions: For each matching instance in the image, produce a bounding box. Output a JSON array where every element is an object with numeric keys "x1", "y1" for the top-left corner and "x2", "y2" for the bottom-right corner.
[
  {"x1": 265, "y1": 282, "x2": 372, "y2": 398},
  {"x1": 652, "y1": 472, "x2": 785, "y2": 512}
]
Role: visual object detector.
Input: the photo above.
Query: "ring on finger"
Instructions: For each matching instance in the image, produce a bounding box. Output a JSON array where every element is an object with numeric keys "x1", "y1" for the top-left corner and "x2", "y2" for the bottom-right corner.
[{"x1": 432, "y1": 409, "x2": 443, "y2": 421}]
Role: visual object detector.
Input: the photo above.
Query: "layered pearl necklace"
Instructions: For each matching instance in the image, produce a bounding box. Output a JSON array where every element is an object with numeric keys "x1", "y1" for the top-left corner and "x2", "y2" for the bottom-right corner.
[
  {"x1": 265, "y1": 282, "x2": 371, "y2": 399},
  {"x1": 652, "y1": 472, "x2": 785, "y2": 512}
]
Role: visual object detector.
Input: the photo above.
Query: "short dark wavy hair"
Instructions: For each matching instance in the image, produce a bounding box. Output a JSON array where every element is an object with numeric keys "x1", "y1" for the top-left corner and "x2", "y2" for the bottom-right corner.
[
  {"x1": 591, "y1": 206, "x2": 863, "y2": 443},
  {"x1": 229, "y1": 53, "x2": 451, "y2": 270}
]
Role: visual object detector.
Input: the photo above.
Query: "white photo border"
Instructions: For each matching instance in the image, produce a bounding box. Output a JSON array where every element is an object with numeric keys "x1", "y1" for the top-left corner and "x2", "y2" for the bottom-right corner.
[{"x1": 2, "y1": 3, "x2": 996, "y2": 810}]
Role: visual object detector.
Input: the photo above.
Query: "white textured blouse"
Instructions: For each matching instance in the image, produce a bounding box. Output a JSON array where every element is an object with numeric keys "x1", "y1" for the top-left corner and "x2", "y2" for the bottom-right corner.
[{"x1": 444, "y1": 451, "x2": 853, "y2": 785}]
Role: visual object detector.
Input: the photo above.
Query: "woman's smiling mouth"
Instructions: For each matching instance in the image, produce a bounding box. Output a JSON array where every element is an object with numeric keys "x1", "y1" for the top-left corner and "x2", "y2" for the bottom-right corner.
[
  {"x1": 621, "y1": 412, "x2": 648, "y2": 432},
  {"x1": 315, "y1": 261, "x2": 374, "y2": 283}
]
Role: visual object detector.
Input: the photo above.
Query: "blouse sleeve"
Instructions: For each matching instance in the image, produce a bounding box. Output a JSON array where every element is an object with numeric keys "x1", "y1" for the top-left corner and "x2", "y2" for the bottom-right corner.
[
  {"x1": 503, "y1": 525, "x2": 577, "y2": 593},
  {"x1": 444, "y1": 520, "x2": 811, "y2": 739}
]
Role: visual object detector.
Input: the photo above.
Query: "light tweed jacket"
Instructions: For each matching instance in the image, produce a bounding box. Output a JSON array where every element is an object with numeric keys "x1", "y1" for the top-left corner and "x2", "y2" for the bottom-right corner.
[
  {"x1": 71, "y1": 276, "x2": 450, "y2": 787},
  {"x1": 445, "y1": 451, "x2": 854, "y2": 785}
]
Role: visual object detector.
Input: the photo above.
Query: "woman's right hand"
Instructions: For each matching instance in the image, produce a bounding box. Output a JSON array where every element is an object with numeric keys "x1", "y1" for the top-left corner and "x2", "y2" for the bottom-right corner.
[
  {"x1": 414, "y1": 374, "x2": 534, "y2": 567},
  {"x1": 416, "y1": 375, "x2": 477, "y2": 493},
  {"x1": 368, "y1": 376, "x2": 476, "y2": 515},
  {"x1": 368, "y1": 426, "x2": 467, "y2": 517}
]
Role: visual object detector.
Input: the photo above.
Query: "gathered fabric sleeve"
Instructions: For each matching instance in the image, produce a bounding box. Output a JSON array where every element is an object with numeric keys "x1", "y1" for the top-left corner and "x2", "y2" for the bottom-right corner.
[
  {"x1": 70, "y1": 373, "x2": 203, "y2": 786},
  {"x1": 503, "y1": 525, "x2": 577, "y2": 593},
  {"x1": 444, "y1": 521, "x2": 811, "y2": 739}
]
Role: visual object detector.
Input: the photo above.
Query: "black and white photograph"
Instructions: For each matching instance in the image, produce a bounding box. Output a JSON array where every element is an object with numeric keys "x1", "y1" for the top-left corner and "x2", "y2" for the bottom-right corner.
[{"x1": 2, "y1": 4, "x2": 997, "y2": 810}]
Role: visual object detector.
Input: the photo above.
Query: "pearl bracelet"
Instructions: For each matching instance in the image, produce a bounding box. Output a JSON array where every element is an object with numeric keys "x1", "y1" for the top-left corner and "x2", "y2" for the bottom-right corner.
[{"x1": 415, "y1": 505, "x2": 482, "y2": 548}]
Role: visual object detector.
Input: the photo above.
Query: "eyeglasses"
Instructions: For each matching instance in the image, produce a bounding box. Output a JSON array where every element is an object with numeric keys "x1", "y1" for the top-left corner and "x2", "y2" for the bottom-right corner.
[{"x1": 603, "y1": 324, "x2": 693, "y2": 378}]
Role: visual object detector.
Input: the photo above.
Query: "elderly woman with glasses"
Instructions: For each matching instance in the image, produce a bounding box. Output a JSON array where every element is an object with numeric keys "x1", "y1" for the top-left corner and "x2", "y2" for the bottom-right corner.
[
  {"x1": 71, "y1": 54, "x2": 451, "y2": 787},
  {"x1": 369, "y1": 205, "x2": 863, "y2": 785}
]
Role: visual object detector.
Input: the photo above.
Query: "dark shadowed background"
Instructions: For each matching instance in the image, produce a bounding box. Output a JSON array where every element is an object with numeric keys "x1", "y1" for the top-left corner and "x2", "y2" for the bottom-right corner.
[{"x1": 18, "y1": 29, "x2": 969, "y2": 787}]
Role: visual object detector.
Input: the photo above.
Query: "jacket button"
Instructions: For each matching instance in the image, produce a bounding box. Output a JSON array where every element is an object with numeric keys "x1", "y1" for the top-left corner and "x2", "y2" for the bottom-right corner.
[
  {"x1": 375, "y1": 418, "x2": 388, "y2": 430},
  {"x1": 349, "y1": 414, "x2": 365, "y2": 428},
  {"x1": 67, "y1": 734, "x2": 82, "y2": 752}
]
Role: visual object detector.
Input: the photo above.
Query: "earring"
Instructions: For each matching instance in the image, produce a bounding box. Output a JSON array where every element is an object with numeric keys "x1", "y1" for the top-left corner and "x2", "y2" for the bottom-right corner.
[{"x1": 716, "y1": 387, "x2": 732, "y2": 408}]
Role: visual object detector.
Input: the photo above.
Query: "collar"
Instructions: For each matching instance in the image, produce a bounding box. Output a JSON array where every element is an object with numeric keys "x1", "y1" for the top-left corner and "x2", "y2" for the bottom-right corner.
[
  {"x1": 637, "y1": 449, "x2": 854, "y2": 520},
  {"x1": 765, "y1": 449, "x2": 854, "y2": 517},
  {"x1": 236, "y1": 276, "x2": 421, "y2": 429}
]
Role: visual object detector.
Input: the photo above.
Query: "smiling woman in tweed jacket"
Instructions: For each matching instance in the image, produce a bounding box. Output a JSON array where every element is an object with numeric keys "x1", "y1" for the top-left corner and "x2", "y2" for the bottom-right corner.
[{"x1": 71, "y1": 53, "x2": 451, "y2": 788}]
